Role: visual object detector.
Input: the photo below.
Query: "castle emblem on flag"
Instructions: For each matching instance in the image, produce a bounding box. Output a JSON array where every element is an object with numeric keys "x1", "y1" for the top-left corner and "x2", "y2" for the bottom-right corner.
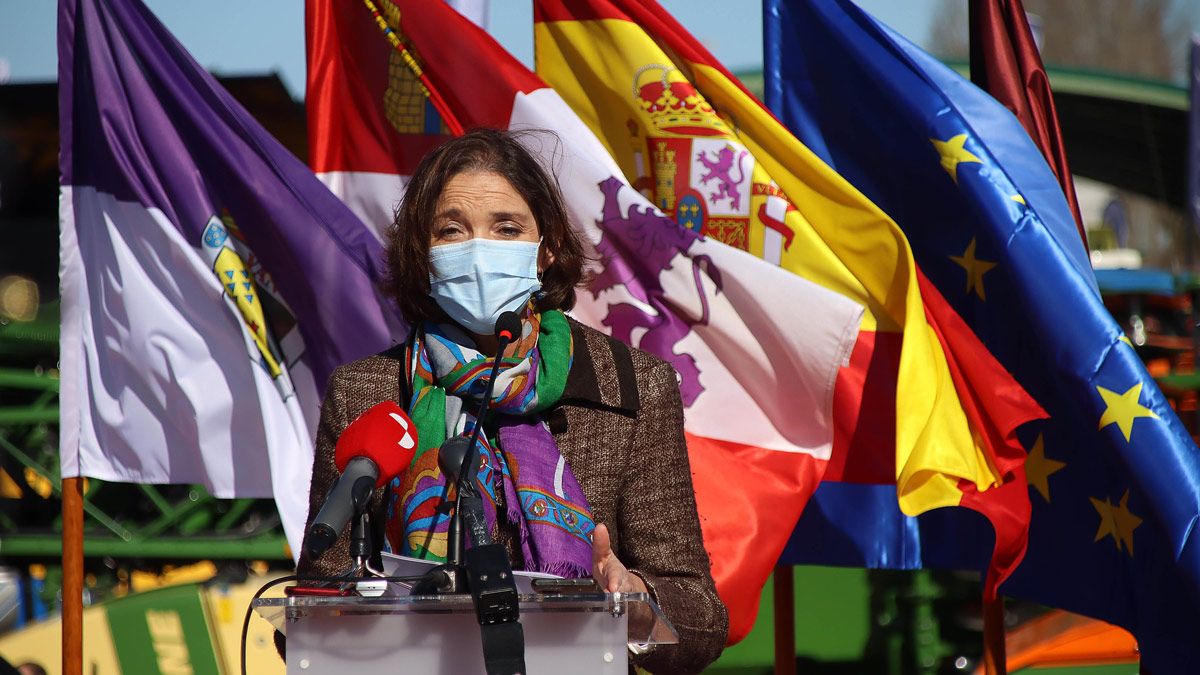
[{"x1": 377, "y1": 1, "x2": 447, "y2": 137}]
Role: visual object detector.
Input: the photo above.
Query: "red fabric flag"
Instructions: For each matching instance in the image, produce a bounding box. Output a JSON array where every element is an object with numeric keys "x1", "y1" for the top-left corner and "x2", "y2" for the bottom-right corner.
[{"x1": 970, "y1": 0, "x2": 1087, "y2": 247}]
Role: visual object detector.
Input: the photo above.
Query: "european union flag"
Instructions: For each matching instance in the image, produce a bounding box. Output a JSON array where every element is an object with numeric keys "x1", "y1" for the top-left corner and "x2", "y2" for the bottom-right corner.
[{"x1": 765, "y1": 0, "x2": 1200, "y2": 669}]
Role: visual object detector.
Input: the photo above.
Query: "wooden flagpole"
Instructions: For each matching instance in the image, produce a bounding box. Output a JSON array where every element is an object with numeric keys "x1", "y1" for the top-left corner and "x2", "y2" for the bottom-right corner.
[
  {"x1": 62, "y1": 476, "x2": 84, "y2": 675},
  {"x1": 981, "y1": 594, "x2": 1006, "y2": 675},
  {"x1": 773, "y1": 565, "x2": 796, "y2": 675}
]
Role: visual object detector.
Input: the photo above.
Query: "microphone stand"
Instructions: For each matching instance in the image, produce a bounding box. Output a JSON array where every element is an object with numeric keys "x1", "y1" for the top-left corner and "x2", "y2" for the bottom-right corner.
[
  {"x1": 453, "y1": 314, "x2": 526, "y2": 675},
  {"x1": 349, "y1": 509, "x2": 372, "y2": 575},
  {"x1": 454, "y1": 344, "x2": 506, "y2": 557},
  {"x1": 347, "y1": 475, "x2": 375, "y2": 575},
  {"x1": 446, "y1": 314, "x2": 519, "y2": 575},
  {"x1": 410, "y1": 435, "x2": 472, "y2": 595}
]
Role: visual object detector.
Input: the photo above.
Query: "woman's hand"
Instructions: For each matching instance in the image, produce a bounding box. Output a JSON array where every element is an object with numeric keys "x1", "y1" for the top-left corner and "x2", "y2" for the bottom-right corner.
[
  {"x1": 591, "y1": 523, "x2": 646, "y2": 593},
  {"x1": 592, "y1": 523, "x2": 654, "y2": 638}
]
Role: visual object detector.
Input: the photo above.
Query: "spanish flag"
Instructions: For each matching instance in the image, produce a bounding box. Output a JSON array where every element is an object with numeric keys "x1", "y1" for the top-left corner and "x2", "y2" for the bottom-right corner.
[{"x1": 534, "y1": 0, "x2": 1046, "y2": 639}]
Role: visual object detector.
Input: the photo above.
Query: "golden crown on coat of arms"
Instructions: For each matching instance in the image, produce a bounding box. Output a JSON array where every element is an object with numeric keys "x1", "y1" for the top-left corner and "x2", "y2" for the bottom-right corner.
[{"x1": 632, "y1": 64, "x2": 726, "y2": 137}]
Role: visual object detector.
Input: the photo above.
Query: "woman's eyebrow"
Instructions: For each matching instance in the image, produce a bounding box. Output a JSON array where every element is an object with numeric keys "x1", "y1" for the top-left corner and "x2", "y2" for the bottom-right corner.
[
  {"x1": 490, "y1": 211, "x2": 529, "y2": 222},
  {"x1": 433, "y1": 207, "x2": 464, "y2": 221}
]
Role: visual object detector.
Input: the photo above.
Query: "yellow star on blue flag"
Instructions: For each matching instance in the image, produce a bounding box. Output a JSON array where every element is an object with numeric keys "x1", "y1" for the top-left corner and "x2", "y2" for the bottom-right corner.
[
  {"x1": 1089, "y1": 490, "x2": 1142, "y2": 555},
  {"x1": 1025, "y1": 434, "x2": 1065, "y2": 503},
  {"x1": 1097, "y1": 383, "x2": 1159, "y2": 442},
  {"x1": 949, "y1": 237, "x2": 996, "y2": 301},
  {"x1": 930, "y1": 133, "x2": 982, "y2": 183}
]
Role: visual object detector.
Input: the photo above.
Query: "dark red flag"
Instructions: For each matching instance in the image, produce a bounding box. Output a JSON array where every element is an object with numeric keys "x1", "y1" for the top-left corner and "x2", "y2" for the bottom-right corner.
[{"x1": 970, "y1": 0, "x2": 1087, "y2": 247}]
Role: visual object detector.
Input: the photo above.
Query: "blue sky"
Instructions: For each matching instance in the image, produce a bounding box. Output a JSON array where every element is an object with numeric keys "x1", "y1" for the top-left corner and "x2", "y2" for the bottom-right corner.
[{"x1": 0, "y1": 1, "x2": 939, "y2": 98}]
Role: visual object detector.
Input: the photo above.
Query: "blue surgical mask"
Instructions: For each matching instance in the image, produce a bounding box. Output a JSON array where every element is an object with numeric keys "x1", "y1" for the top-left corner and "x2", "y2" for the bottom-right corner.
[{"x1": 428, "y1": 238, "x2": 542, "y2": 335}]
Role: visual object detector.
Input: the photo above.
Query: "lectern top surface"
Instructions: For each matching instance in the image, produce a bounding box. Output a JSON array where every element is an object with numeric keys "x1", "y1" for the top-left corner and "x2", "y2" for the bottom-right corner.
[{"x1": 253, "y1": 591, "x2": 679, "y2": 645}]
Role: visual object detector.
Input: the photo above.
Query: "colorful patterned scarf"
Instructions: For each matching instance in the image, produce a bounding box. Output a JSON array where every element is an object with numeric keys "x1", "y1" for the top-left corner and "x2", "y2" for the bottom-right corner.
[{"x1": 387, "y1": 306, "x2": 595, "y2": 577}]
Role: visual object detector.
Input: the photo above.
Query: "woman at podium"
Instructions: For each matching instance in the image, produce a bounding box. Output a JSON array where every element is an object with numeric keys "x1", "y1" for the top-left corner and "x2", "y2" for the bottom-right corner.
[{"x1": 298, "y1": 128, "x2": 728, "y2": 673}]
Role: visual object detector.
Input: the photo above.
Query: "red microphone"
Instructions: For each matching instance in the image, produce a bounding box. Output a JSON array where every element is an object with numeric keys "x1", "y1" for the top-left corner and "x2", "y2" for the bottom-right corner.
[
  {"x1": 306, "y1": 401, "x2": 418, "y2": 558},
  {"x1": 333, "y1": 401, "x2": 418, "y2": 487}
]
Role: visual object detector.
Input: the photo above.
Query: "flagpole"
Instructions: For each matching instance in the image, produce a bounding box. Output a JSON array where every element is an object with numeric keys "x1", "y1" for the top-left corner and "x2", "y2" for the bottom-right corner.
[
  {"x1": 981, "y1": 594, "x2": 1006, "y2": 675},
  {"x1": 773, "y1": 565, "x2": 795, "y2": 675},
  {"x1": 62, "y1": 476, "x2": 84, "y2": 675},
  {"x1": 1188, "y1": 35, "x2": 1199, "y2": 272}
]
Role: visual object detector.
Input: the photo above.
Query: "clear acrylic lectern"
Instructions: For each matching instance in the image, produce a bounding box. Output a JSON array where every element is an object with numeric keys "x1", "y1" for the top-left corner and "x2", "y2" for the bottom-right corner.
[{"x1": 254, "y1": 592, "x2": 679, "y2": 674}]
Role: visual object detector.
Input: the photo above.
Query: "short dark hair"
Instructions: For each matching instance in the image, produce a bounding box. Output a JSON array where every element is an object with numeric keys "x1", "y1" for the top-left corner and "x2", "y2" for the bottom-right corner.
[{"x1": 384, "y1": 128, "x2": 585, "y2": 325}]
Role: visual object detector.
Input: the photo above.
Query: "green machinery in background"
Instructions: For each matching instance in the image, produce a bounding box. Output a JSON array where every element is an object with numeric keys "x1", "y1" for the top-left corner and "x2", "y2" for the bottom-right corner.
[{"x1": 0, "y1": 301, "x2": 291, "y2": 621}]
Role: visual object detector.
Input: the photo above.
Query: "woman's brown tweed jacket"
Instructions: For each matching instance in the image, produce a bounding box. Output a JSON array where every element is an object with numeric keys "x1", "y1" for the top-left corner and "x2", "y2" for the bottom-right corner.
[{"x1": 296, "y1": 317, "x2": 729, "y2": 673}]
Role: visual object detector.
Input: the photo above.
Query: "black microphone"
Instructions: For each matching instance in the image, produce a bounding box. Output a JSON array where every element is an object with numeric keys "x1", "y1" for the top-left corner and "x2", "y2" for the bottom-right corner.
[
  {"x1": 439, "y1": 434, "x2": 491, "y2": 545},
  {"x1": 438, "y1": 435, "x2": 475, "y2": 482},
  {"x1": 493, "y1": 310, "x2": 521, "y2": 347},
  {"x1": 305, "y1": 401, "x2": 418, "y2": 559},
  {"x1": 437, "y1": 435, "x2": 477, "y2": 567}
]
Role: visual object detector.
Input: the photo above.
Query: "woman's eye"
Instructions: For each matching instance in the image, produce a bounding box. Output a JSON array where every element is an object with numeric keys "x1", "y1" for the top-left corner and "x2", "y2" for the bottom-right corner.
[
  {"x1": 499, "y1": 224, "x2": 523, "y2": 237},
  {"x1": 436, "y1": 224, "x2": 464, "y2": 239}
]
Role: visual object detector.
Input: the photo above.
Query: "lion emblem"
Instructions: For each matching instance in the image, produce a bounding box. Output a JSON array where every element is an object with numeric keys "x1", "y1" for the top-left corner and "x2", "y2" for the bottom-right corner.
[
  {"x1": 697, "y1": 145, "x2": 748, "y2": 211},
  {"x1": 590, "y1": 177, "x2": 723, "y2": 407}
]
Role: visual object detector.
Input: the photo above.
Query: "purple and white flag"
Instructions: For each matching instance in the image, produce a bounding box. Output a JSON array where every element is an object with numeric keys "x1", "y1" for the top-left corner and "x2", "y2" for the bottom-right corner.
[{"x1": 58, "y1": 0, "x2": 406, "y2": 558}]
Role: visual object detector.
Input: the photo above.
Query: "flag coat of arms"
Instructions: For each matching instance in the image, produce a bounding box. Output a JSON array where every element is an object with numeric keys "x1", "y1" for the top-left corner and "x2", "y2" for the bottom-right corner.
[{"x1": 59, "y1": 0, "x2": 404, "y2": 557}]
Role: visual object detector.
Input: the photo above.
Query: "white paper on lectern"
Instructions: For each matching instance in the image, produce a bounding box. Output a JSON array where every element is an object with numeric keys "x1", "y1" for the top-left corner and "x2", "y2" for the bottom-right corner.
[{"x1": 380, "y1": 552, "x2": 562, "y2": 594}]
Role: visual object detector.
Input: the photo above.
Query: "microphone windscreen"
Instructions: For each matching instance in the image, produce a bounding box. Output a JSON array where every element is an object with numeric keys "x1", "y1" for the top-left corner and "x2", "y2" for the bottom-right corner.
[
  {"x1": 437, "y1": 435, "x2": 474, "y2": 481},
  {"x1": 333, "y1": 401, "x2": 418, "y2": 487},
  {"x1": 494, "y1": 311, "x2": 522, "y2": 342}
]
